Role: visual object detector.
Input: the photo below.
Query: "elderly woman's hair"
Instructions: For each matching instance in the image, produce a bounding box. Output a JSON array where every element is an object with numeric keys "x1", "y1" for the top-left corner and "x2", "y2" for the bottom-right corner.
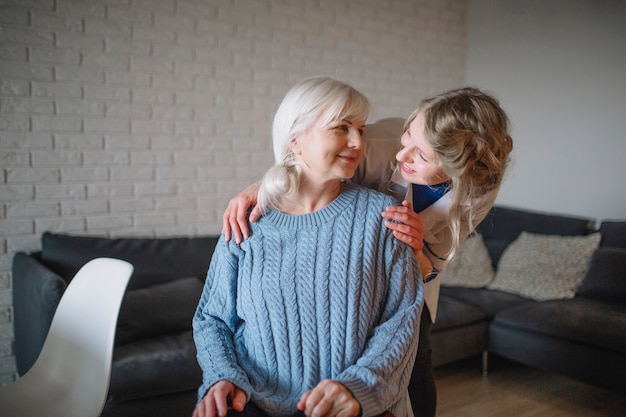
[{"x1": 257, "y1": 76, "x2": 371, "y2": 212}]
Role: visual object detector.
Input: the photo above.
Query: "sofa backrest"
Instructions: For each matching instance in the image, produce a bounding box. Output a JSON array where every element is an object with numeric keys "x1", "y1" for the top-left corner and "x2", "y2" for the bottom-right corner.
[
  {"x1": 576, "y1": 220, "x2": 626, "y2": 303},
  {"x1": 476, "y1": 206, "x2": 595, "y2": 268},
  {"x1": 598, "y1": 221, "x2": 626, "y2": 248},
  {"x1": 40, "y1": 232, "x2": 220, "y2": 290}
]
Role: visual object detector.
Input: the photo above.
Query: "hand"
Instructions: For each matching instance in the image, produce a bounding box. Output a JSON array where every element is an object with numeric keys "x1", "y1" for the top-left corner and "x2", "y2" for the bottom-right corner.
[
  {"x1": 222, "y1": 182, "x2": 262, "y2": 244},
  {"x1": 381, "y1": 200, "x2": 425, "y2": 256},
  {"x1": 297, "y1": 379, "x2": 360, "y2": 417},
  {"x1": 192, "y1": 380, "x2": 247, "y2": 417}
]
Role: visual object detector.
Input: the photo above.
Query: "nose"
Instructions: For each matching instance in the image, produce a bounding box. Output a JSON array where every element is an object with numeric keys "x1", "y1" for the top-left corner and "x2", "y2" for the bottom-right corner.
[
  {"x1": 395, "y1": 148, "x2": 406, "y2": 163},
  {"x1": 396, "y1": 132, "x2": 412, "y2": 162},
  {"x1": 396, "y1": 145, "x2": 411, "y2": 163},
  {"x1": 347, "y1": 128, "x2": 363, "y2": 149}
]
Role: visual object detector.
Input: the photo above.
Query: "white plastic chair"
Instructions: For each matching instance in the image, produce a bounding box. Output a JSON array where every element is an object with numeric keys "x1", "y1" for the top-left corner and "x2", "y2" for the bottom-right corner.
[{"x1": 0, "y1": 257, "x2": 133, "y2": 417}]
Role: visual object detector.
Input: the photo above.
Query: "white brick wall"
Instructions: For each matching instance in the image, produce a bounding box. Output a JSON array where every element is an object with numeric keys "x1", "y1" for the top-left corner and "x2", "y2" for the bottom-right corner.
[{"x1": 0, "y1": 0, "x2": 467, "y2": 385}]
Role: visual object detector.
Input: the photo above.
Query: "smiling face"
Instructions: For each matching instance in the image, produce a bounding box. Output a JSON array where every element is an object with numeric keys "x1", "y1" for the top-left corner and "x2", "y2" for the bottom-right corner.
[
  {"x1": 292, "y1": 116, "x2": 365, "y2": 183},
  {"x1": 395, "y1": 111, "x2": 449, "y2": 186}
]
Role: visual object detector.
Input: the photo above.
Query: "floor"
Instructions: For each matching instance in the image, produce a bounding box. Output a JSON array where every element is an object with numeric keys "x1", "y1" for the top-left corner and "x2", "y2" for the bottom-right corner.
[{"x1": 434, "y1": 355, "x2": 625, "y2": 417}]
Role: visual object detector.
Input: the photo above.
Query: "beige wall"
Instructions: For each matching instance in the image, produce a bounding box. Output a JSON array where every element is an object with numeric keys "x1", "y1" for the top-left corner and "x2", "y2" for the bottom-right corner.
[{"x1": 0, "y1": 0, "x2": 467, "y2": 384}]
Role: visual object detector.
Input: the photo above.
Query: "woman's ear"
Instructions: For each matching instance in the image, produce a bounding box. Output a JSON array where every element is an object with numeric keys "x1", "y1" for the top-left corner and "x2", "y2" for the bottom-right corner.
[{"x1": 289, "y1": 138, "x2": 301, "y2": 155}]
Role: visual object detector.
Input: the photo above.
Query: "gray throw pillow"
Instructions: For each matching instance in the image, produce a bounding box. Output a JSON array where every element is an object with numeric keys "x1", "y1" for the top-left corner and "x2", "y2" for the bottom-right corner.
[
  {"x1": 439, "y1": 234, "x2": 495, "y2": 288},
  {"x1": 487, "y1": 231, "x2": 601, "y2": 301}
]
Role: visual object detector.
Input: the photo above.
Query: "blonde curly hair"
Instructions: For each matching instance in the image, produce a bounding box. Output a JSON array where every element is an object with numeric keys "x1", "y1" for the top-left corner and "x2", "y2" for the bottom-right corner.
[{"x1": 405, "y1": 87, "x2": 514, "y2": 259}]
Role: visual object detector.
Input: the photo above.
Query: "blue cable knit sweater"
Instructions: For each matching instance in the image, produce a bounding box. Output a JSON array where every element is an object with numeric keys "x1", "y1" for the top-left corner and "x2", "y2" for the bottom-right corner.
[{"x1": 193, "y1": 183, "x2": 423, "y2": 417}]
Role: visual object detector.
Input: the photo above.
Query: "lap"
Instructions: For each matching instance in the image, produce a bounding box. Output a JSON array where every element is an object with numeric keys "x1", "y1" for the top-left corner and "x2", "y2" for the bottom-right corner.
[{"x1": 227, "y1": 403, "x2": 393, "y2": 417}]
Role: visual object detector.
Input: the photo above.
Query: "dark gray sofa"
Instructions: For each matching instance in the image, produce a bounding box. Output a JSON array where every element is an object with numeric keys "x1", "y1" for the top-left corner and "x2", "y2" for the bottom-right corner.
[
  {"x1": 11, "y1": 206, "x2": 626, "y2": 416},
  {"x1": 431, "y1": 206, "x2": 626, "y2": 394}
]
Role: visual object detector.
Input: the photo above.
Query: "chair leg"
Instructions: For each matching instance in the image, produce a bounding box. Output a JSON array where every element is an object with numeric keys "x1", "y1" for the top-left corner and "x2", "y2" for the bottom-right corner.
[{"x1": 482, "y1": 350, "x2": 489, "y2": 376}]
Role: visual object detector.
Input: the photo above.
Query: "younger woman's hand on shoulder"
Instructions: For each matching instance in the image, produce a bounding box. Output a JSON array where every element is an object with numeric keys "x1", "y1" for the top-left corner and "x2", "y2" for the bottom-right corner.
[
  {"x1": 381, "y1": 200, "x2": 425, "y2": 256},
  {"x1": 192, "y1": 380, "x2": 246, "y2": 417},
  {"x1": 222, "y1": 182, "x2": 262, "y2": 244}
]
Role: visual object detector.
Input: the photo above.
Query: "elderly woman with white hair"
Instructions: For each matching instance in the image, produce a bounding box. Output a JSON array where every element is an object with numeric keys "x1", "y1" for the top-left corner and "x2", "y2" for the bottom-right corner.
[{"x1": 192, "y1": 76, "x2": 423, "y2": 417}]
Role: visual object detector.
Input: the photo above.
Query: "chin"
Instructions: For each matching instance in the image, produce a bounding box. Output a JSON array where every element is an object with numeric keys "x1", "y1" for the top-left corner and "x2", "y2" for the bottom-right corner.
[
  {"x1": 401, "y1": 171, "x2": 418, "y2": 184},
  {"x1": 340, "y1": 169, "x2": 357, "y2": 179}
]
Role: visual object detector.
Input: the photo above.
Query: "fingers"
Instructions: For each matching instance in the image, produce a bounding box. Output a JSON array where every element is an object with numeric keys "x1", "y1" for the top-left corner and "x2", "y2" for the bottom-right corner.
[
  {"x1": 233, "y1": 202, "x2": 250, "y2": 244},
  {"x1": 211, "y1": 386, "x2": 228, "y2": 417},
  {"x1": 194, "y1": 381, "x2": 241, "y2": 417},
  {"x1": 249, "y1": 205, "x2": 262, "y2": 223},
  {"x1": 221, "y1": 200, "x2": 249, "y2": 244},
  {"x1": 221, "y1": 183, "x2": 261, "y2": 244},
  {"x1": 382, "y1": 202, "x2": 423, "y2": 229},
  {"x1": 231, "y1": 387, "x2": 247, "y2": 412},
  {"x1": 298, "y1": 380, "x2": 360, "y2": 417},
  {"x1": 193, "y1": 394, "x2": 217, "y2": 417},
  {"x1": 297, "y1": 390, "x2": 311, "y2": 411},
  {"x1": 382, "y1": 201, "x2": 425, "y2": 254},
  {"x1": 389, "y1": 227, "x2": 424, "y2": 254},
  {"x1": 221, "y1": 200, "x2": 232, "y2": 240}
]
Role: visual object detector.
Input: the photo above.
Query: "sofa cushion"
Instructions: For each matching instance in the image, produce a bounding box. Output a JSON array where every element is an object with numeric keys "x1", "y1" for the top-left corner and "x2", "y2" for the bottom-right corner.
[
  {"x1": 109, "y1": 331, "x2": 202, "y2": 402},
  {"x1": 115, "y1": 277, "x2": 204, "y2": 346},
  {"x1": 493, "y1": 298, "x2": 626, "y2": 354},
  {"x1": 577, "y1": 247, "x2": 626, "y2": 303},
  {"x1": 439, "y1": 234, "x2": 495, "y2": 288},
  {"x1": 476, "y1": 206, "x2": 594, "y2": 267},
  {"x1": 432, "y1": 295, "x2": 489, "y2": 332},
  {"x1": 599, "y1": 221, "x2": 626, "y2": 248},
  {"x1": 487, "y1": 231, "x2": 601, "y2": 301},
  {"x1": 40, "y1": 232, "x2": 218, "y2": 289},
  {"x1": 439, "y1": 286, "x2": 532, "y2": 317}
]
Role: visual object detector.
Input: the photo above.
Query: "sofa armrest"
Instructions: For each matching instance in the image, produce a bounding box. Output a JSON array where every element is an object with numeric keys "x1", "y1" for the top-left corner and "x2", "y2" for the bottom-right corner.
[{"x1": 12, "y1": 252, "x2": 67, "y2": 376}]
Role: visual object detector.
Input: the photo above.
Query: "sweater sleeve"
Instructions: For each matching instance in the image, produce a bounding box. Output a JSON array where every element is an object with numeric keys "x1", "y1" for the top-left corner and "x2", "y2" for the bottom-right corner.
[
  {"x1": 192, "y1": 237, "x2": 252, "y2": 403},
  {"x1": 336, "y1": 228, "x2": 424, "y2": 416}
]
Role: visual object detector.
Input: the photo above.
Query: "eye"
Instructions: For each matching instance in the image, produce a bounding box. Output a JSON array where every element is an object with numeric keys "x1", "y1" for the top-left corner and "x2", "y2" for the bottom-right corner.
[{"x1": 333, "y1": 124, "x2": 350, "y2": 133}]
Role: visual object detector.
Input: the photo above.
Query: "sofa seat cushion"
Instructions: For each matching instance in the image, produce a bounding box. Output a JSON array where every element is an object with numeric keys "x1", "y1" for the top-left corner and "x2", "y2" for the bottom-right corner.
[
  {"x1": 493, "y1": 298, "x2": 626, "y2": 354},
  {"x1": 109, "y1": 331, "x2": 202, "y2": 402},
  {"x1": 433, "y1": 295, "x2": 489, "y2": 332},
  {"x1": 440, "y1": 286, "x2": 532, "y2": 317}
]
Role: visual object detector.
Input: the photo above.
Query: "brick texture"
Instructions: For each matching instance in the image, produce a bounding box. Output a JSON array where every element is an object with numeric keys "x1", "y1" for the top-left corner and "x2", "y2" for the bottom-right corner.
[{"x1": 0, "y1": 0, "x2": 467, "y2": 384}]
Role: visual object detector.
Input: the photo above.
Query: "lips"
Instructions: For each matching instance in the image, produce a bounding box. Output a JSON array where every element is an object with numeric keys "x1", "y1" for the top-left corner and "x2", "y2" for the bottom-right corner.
[
  {"x1": 338, "y1": 154, "x2": 359, "y2": 164},
  {"x1": 401, "y1": 162, "x2": 416, "y2": 174}
]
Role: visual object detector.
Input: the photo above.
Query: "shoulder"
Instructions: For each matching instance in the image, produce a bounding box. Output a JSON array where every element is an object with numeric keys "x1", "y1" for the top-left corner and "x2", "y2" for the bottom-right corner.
[
  {"x1": 348, "y1": 183, "x2": 400, "y2": 210},
  {"x1": 215, "y1": 234, "x2": 242, "y2": 255}
]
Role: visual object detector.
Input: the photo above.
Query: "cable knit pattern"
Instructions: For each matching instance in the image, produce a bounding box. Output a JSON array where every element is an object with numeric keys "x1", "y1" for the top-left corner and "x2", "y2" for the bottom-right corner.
[{"x1": 193, "y1": 183, "x2": 423, "y2": 417}]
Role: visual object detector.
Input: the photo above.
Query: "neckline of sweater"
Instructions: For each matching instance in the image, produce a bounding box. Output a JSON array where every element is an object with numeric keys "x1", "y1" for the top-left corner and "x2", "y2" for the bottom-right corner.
[{"x1": 263, "y1": 183, "x2": 359, "y2": 229}]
